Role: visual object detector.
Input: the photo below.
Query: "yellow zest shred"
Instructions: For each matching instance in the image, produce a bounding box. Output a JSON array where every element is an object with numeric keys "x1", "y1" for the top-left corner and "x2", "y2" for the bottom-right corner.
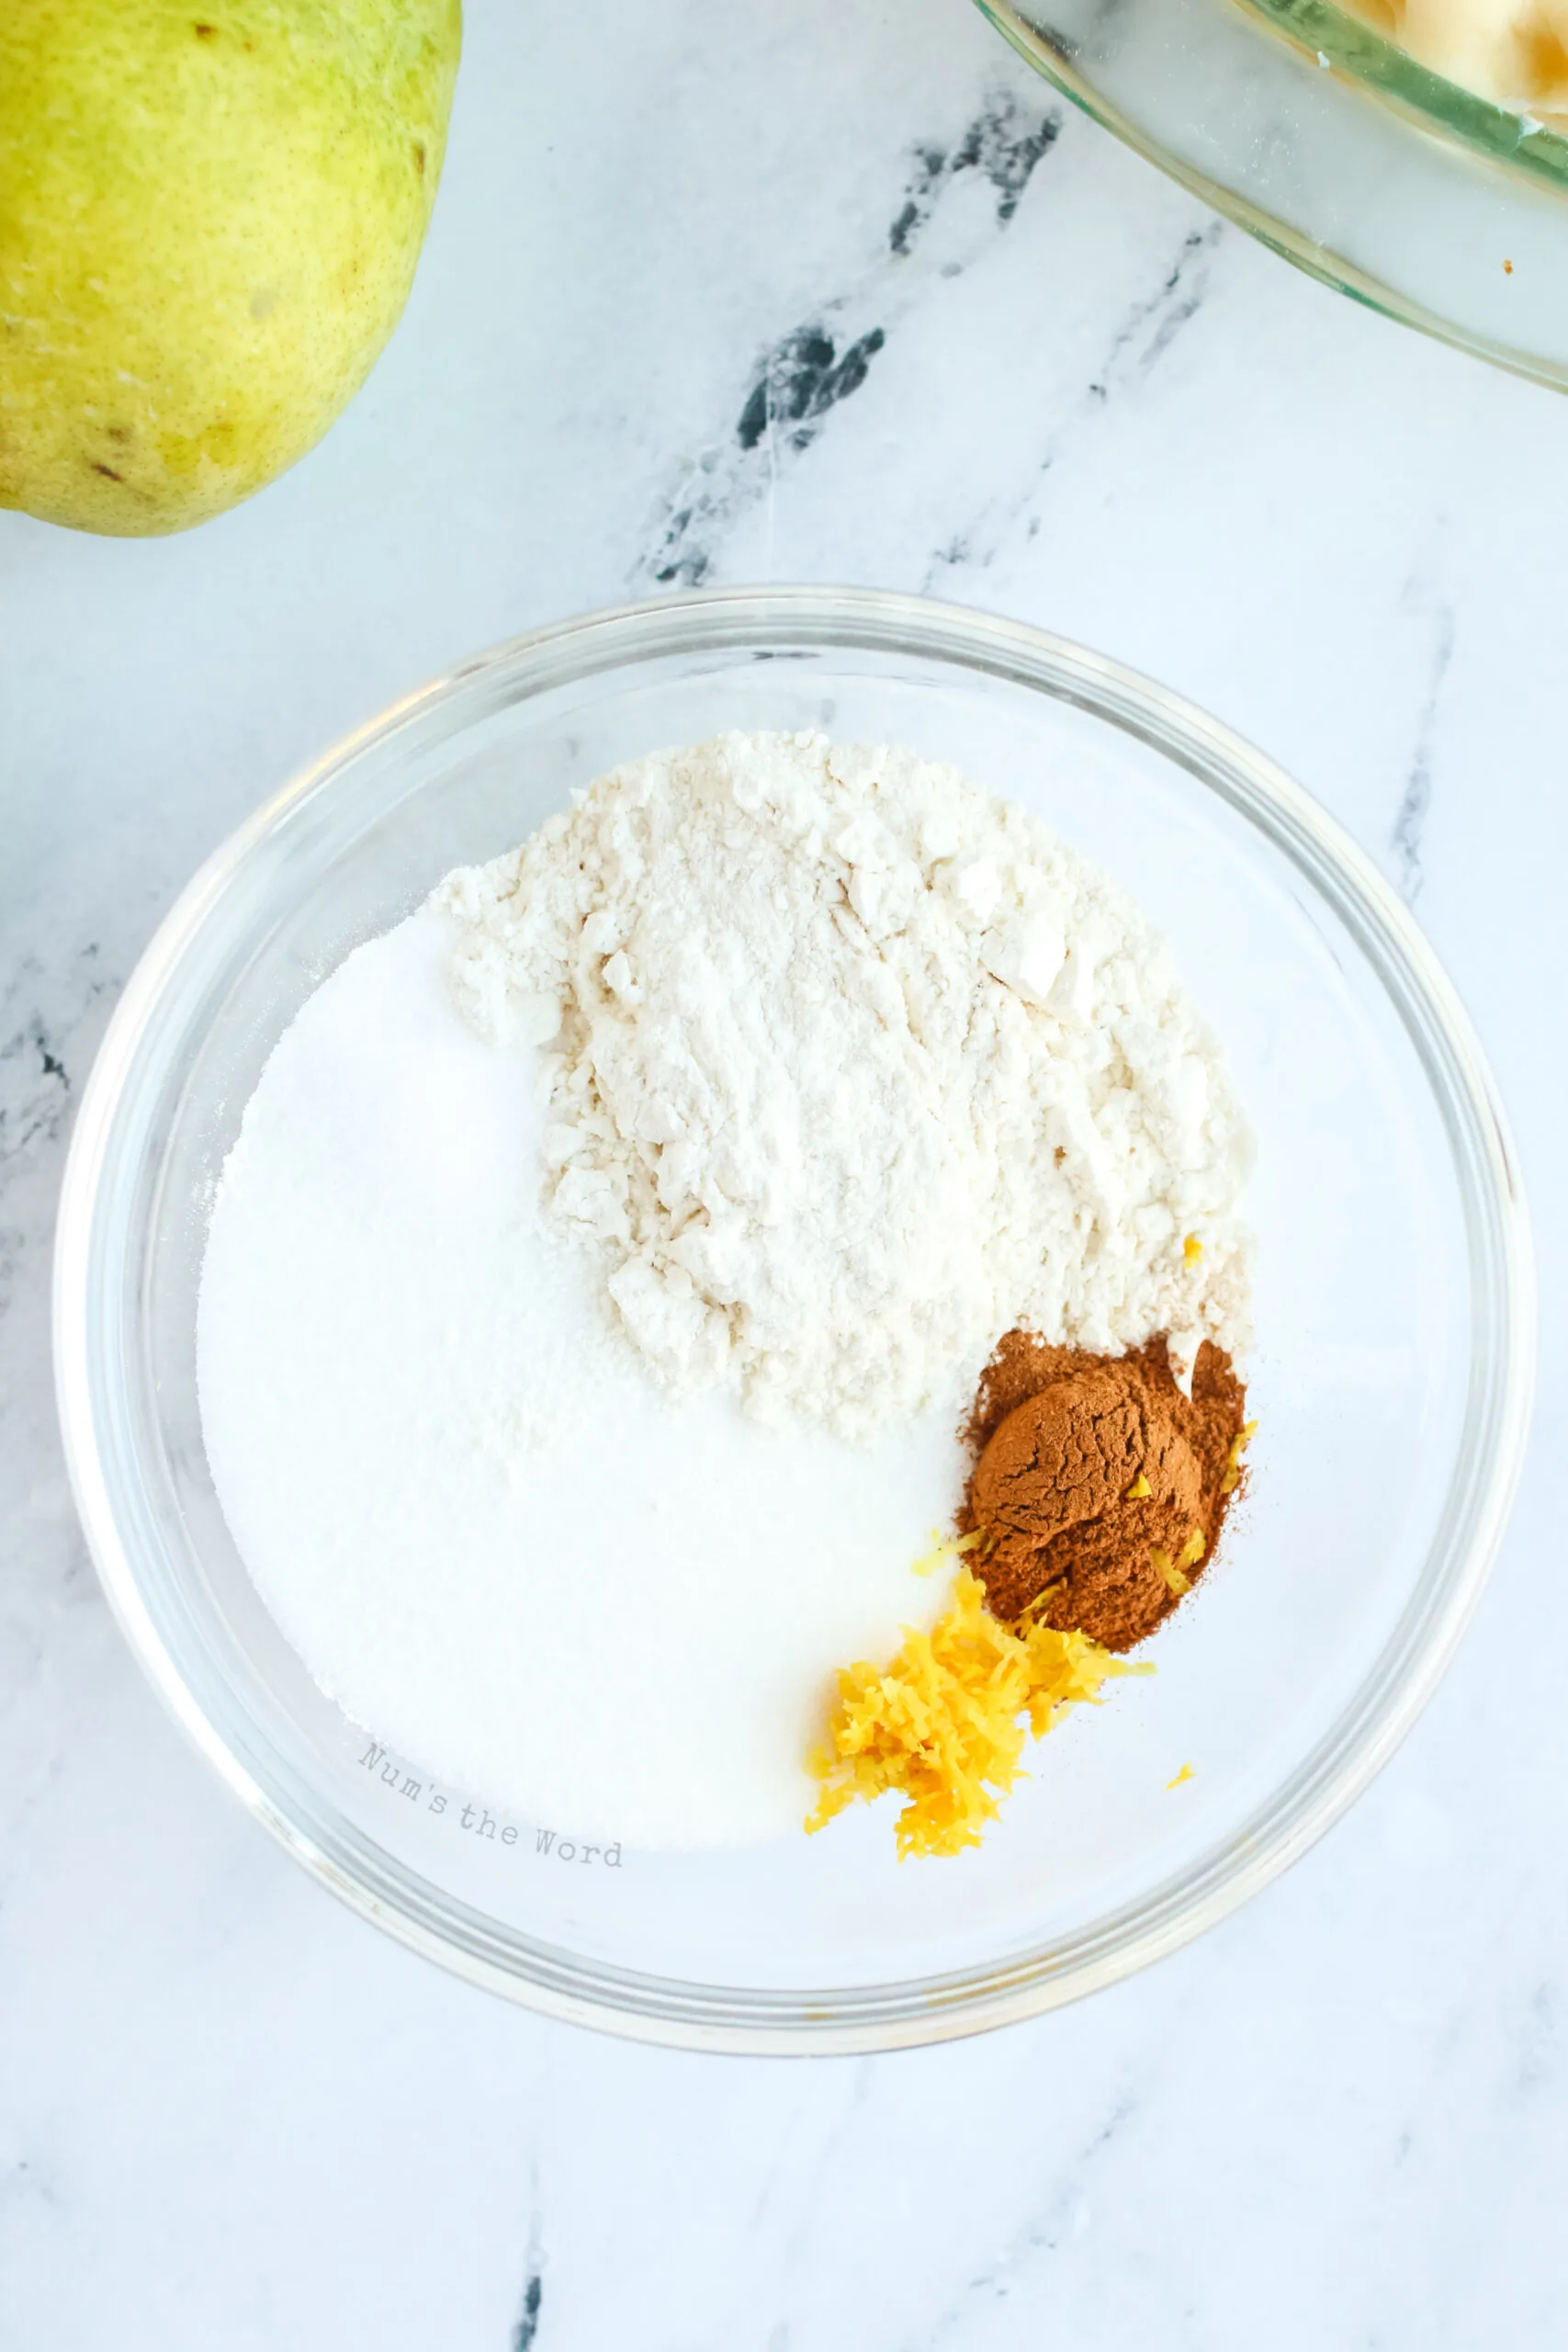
[
  {"x1": 1125, "y1": 1471, "x2": 1152, "y2": 1499},
  {"x1": 1218, "y1": 1417, "x2": 1259, "y2": 1497},
  {"x1": 1183, "y1": 1232, "x2": 1203, "y2": 1263},
  {"x1": 805, "y1": 1568, "x2": 1150, "y2": 1859},
  {"x1": 911, "y1": 1526, "x2": 985, "y2": 1577},
  {"x1": 1167, "y1": 1762, "x2": 1195, "y2": 1790},
  {"x1": 1156, "y1": 1531, "x2": 1205, "y2": 1599},
  {"x1": 1152, "y1": 1546, "x2": 1190, "y2": 1596}
]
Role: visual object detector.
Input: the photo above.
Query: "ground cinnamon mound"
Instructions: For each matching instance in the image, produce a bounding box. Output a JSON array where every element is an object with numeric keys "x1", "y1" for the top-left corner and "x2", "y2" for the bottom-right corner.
[{"x1": 964, "y1": 1332, "x2": 1249, "y2": 1652}]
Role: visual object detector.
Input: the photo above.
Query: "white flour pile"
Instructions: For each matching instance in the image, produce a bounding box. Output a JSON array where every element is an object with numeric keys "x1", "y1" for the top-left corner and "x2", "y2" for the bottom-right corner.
[{"x1": 443, "y1": 730, "x2": 1250, "y2": 1437}]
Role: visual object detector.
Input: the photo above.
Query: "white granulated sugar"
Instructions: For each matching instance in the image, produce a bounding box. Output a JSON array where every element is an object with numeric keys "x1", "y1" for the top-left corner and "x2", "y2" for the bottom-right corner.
[
  {"x1": 197, "y1": 905, "x2": 965, "y2": 1850},
  {"x1": 443, "y1": 731, "x2": 1250, "y2": 1438}
]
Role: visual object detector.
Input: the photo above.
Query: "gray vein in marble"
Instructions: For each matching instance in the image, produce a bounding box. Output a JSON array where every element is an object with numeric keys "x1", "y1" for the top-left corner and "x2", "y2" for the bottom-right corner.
[
  {"x1": 746, "y1": 2058, "x2": 874, "y2": 2346},
  {"x1": 735, "y1": 324, "x2": 888, "y2": 458},
  {"x1": 1089, "y1": 222, "x2": 1224, "y2": 399},
  {"x1": 510, "y1": 2167, "x2": 546, "y2": 2351},
  {"x1": 751, "y1": 2056, "x2": 874, "y2": 2242},
  {"x1": 0, "y1": 978, "x2": 74, "y2": 1181},
  {"x1": 0, "y1": 929, "x2": 126, "y2": 1861},
  {"x1": 0, "y1": 938, "x2": 116, "y2": 1328},
  {"x1": 632, "y1": 91, "x2": 1060, "y2": 590},
  {"x1": 923, "y1": 220, "x2": 1224, "y2": 593},
  {"x1": 888, "y1": 100, "x2": 1060, "y2": 256},
  {"x1": 512, "y1": 2270, "x2": 542, "y2": 2352},
  {"x1": 903, "y1": 2091, "x2": 1139, "y2": 2346},
  {"x1": 0, "y1": 940, "x2": 110, "y2": 1178},
  {"x1": 1392, "y1": 587, "x2": 1455, "y2": 904}
]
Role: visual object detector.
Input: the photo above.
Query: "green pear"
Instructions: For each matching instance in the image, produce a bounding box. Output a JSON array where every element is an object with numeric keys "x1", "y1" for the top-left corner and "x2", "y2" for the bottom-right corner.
[{"x1": 0, "y1": 1, "x2": 460, "y2": 537}]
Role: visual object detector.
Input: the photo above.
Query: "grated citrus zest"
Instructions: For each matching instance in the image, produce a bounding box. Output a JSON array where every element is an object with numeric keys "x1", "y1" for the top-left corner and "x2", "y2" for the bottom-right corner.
[
  {"x1": 1152, "y1": 1546, "x2": 1190, "y2": 1596},
  {"x1": 1218, "y1": 1417, "x2": 1259, "y2": 1497},
  {"x1": 1167, "y1": 1762, "x2": 1195, "y2": 1790},
  {"x1": 806, "y1": 1567, "x2": 1149, "y2": 1859},
  {"x1": 1184, "y1": 1232, "x2": 1203, "y2": 1263},
  {"x1": 912, "y1": 1525, "x2": 986, "y2": 1577}
]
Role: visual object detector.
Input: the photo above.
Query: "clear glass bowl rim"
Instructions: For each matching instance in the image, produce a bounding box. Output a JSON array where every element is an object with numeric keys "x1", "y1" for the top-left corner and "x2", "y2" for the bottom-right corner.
[
  {"x1": 977, "y1": 0, "x2": 1568, "y2": 396},
  {"x1": 985, "y1": 0, "x2": 1568, "y2": 195},
  {"x1": 53, "y1": 585, "x2": 1535, "y2": 2052}
]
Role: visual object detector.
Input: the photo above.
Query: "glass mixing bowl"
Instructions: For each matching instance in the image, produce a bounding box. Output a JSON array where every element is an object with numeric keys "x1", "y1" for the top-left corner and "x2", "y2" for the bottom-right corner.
[
  {"x1": 982, "y1": 0, "x2": 1568, "y2": 391},
  {"x1": 54, "y1": 588, "x2": 1532, "y2": 2052}
]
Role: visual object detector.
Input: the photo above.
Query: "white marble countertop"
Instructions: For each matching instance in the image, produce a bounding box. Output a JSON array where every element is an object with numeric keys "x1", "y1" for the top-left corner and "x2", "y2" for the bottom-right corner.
[{"x1": 4, "y1": 2, "x2": 1566, "y2": 2344}]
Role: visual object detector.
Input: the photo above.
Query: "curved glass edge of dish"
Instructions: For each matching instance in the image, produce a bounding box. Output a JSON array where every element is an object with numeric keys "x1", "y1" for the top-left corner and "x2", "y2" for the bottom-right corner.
[
  {"x1": 988, "y1": 0, "x2": 1568, "y2": 187},
  {"x1": 1240, "y1": 0, "x2": 1568, "y2": 190},
  {"x1": 52, "y1": 588, "x2": 1538, "y2": 2050},
  {"x1": 977, "y1": 0, "x2": 1568, "y2": 394}
]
